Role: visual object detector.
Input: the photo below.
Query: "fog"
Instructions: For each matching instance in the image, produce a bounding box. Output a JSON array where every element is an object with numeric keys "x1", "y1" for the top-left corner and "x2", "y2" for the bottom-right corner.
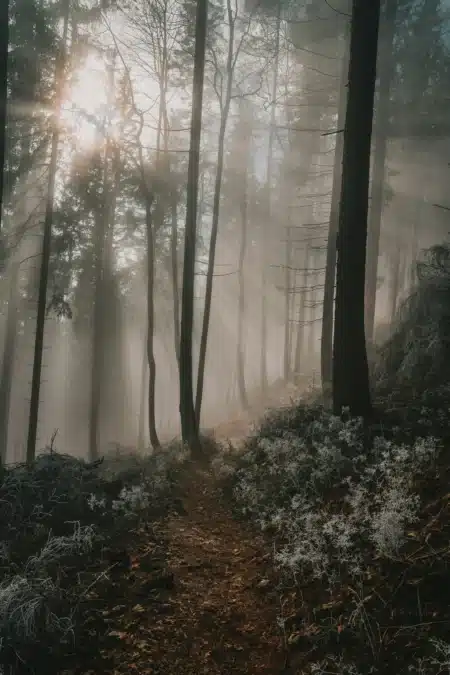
[{"x1": 2, "y1": 0, "x2": 450, "y2": 461}]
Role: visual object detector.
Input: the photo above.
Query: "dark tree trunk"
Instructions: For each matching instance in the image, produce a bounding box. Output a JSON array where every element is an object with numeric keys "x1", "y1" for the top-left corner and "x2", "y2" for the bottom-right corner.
[
  {"x1": 283, "y1": 227, "x2": 292, "y2": 381},
  {"x1": 27, "y1": 0, "x2": 69, "y2": 463},
  {"x1": 195, "y1": 0, "x2": 235, "y2": 427},
  {"x1": 320, "y1": 31, "x2": 349, "y2": 397},
  {"x1": 179, "y1": 0, "x2": 208, "y2": 449},
  {"x1": 145, "y1": 200, "x2": 161, "y2": 450},
  {"x1": 171, "y1": 193, "x2": 180, "y2": 365},
  {"x1": 261, "y1": 0, "x2": 281, "y2": 395},
  {"x1": 307, "y1": 249, "x2": 317, "y2": 360},
  {"x1": 364, "y1": 0, "x2": 397, "y2": 345},
  {"x1": 294, "y1": 241, "x2": 311, "y2": 374},
  {"x1": 89, "y1": 194, "x2": 107, "y2": 461},
  {"x1": 89, "y1": 58, "x2": 119, "y2": 461},
  {"x1": 236, "y1": 119, "x2": 250, "y2": 410},
  {"x1": 195, "y1": 118, "x2": 230, "y2": 426},
  {"x1": 138, "y1": 335, "x2": 147, "y2": 450},
  {"x1": 332, "y1": 0, "x2": 381, "y2": 418}
]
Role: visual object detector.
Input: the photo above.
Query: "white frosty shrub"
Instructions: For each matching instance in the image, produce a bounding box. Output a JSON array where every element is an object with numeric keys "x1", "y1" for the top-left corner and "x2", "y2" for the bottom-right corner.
[
  {"x1": 0, "y1": 575, "x2": 73, "y2": 643},
  {"x1": 233, "y1": 408, "x2": 440, "y2": 582},
  {"x1": 24, "y1": 523, "x2": 95, "y2": 575},
  {"x1": 112, "y1": 485, "x2": 150, "y2": 516}
]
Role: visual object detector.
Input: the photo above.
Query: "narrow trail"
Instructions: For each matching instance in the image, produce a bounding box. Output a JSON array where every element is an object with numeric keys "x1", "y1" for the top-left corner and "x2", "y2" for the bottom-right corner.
[{"x1": 150, "y1": 462, "x2": 286, "y2": 674}]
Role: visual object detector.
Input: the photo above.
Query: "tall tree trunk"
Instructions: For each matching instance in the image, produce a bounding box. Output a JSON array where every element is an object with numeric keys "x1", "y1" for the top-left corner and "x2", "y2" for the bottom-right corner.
[
  {"x1": 179, "y1": 0, "x2": 208, "y2": 448},
  {"x1": 0, "y1": 0, "x2": 9, "y2": 232},
  {"x1": 261, "y1": 0, "x2": 281, "y2": 394},
  {"x1": 89, "y1": 187, "x2": 107, "y2": 461},
  {"x1": 89, "y1": 56, "x2": 118, "y2": 461},
  {"x1": 332, "y1": 0, "x2": 380, "y2": 418},
  {"x1": 320, "y1": 30, "x2": 349, "y2": 397},
  {"x1": 364, "y1": 0, "x2": 397, "y2": 345},
  {"x1": 307, "y1": 249, "x2": 316, "y2": 360},
  {"x1": 26, "y1": 0, "x2": 69, "y2": 463},
  {"x1": 294, "y1": 240, "x2": 311, "y2": 374},
  {"x1": 145, "y1": 200, "x2": 160, "y2": 449},
  {"x1": 236, "y1": 115, "x2": 250, "y2": 410},
  {"x1": 137, "y1": 334, "x2": 147, "y2": 450},
  {"x1": 171, "y1": 193, "x2": 180, "y2": 365},
  {"x1": 0, "y1": 260, "x2": 19, "y2": 462},
  {"x1": 283, "y1": 226, "x2": 292, "y2": 381},
  {"x1": 195, "y1": 0, "x2": 235, "y2": 427}
]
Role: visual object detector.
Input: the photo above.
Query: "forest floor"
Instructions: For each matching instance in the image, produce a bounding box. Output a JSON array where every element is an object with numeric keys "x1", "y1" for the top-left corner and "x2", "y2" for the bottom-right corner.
[
  {"x1": 6, "y1": 385, "x2": 450, "y2": 675},
  {"x1": 85, "y1": 459, "x2": 287, "y2": 675}
]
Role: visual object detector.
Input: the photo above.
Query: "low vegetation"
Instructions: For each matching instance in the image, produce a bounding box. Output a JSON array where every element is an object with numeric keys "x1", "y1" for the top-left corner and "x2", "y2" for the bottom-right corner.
[
  {"x1": 212, "y1": 392, "x2": 450, "y2": 674},
  {"x1": 0, "y1": 443, "x2": 188, "y2": 674}
]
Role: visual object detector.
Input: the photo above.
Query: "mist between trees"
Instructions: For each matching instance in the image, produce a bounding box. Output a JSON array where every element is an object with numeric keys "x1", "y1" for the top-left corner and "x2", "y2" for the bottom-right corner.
[{"x1": 0, "y1": 0, "x2": 448, "y2": 463}]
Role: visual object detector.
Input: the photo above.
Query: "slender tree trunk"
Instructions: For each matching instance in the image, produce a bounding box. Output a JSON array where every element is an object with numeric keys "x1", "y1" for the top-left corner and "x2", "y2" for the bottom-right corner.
[
  {"x1": 171, "y1": 193, "x2": 180, "y2": 364},
  {"x1": 261, "y1": 0, "x2": 281, "y2": 394},
  {"x1": 0, "y1": 260, "x2": 19, "y2": 462},
  {"x1": 26, "y1": 0, "x2": 69, "y2": 463},
  {"x1": 307, "y1": 249, "x2": 316, "y2": 360},
  {"x1": 283, "y1": 226, "x2": 291, "y2": 381},
  {"x1": 179, "y1": 0, "x2": 208, "y2": 448},
  {"x1": 89, "y1": 56, "x2": 118, "y2": 461},
  {"x1": 138, "y1": 334, "x2": 147, "y2": 450},
  {"x1": 236, "y1": 131, "x2": 250, "y2": 410},
  {"x1": 89, "y1": 205, "x2": 107, "y2": 461},
  {"x1": 320, "y1": 31, "x2": 349, "y2": 397},
  {"x1": 332, "y1": 0, "x2": 380, "y2": 418},
  {"x1": 364, "y1": 0, "x2": 397, "y2": 345},
  {"x1": 0, "y1": 0, "x2": 9, "y2": 232},
  {"x1": 145, "y1": 200, "x2": 160, "y2": 449},
  {"x1": 195, "y1": 0, "x2": 235, "y2": 427},
  {"x1": 294, "y1": 240, "x2": 311, "y2": 374}
]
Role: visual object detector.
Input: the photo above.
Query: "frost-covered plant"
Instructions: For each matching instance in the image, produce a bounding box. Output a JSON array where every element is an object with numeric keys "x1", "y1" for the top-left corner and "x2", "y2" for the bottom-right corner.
[
  {"x1": 87, "y1": 493, "x2": 106, "y2": 511},
  {"x1": 111, "y1": 485, "x2": 150, "y2": 516},
  {"x1": 24, "y1": 524, "x2": 95, "y2": 575},
  {"x1": 309, "y1": 656, "x2": 364, "y2": 675},
  {"x1": 232, "y1": 406, "x2": 440, "y2": 583},
  {"x1": 0, "y1": 448, "x2": 179, "y2": 670},
  {"x1": 0, "y1": 575, "x2": 72, "y2": 643},
  {"x1": 408, "y1": 639, "x2": 450, "y2": 675}
]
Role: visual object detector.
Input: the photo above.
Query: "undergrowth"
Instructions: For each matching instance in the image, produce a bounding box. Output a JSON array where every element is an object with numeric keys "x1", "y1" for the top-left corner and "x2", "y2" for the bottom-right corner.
[
  {"x1": 0, "y1": 442, "x2": 188, "y2": 675},
  {"x1": 213, "y1": 395, "x2": 450, "y2": 674}
]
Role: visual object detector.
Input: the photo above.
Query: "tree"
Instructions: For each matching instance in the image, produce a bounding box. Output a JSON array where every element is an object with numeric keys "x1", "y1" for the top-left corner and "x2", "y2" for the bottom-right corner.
[
  {"x1": 89, "y1": 52, "x2": 122, "y2": 460},
  {"x1": 320, "y1": 28, "x2": 349, "y2": 397},
  {"x1": 234, "y1": 99, "x2": 252, "y2": 409},
  {"x1": 260, "y1": 0, "x2": 281, "y2": 394},
  {"x1": 26, "y1": 0, "x2": 70, "y2": 463},
  {"x1": 332, "y1": 0, "x2": 381, "y2": 418},
  {"x1": 179, "y1": 0, "x2": 208, "y2": 449},
  {"x1": 195, "y1": 0, "x2": 258, "y2": 425},
  {"x1": 0, "y1": 0, "x2": 60, "y2": 463}
]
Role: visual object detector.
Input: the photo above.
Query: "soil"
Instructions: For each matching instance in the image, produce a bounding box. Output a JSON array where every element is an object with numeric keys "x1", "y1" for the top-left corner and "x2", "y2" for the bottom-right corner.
[{"x1": 73, "y1": 462, "x2": 287, "y2": 675}]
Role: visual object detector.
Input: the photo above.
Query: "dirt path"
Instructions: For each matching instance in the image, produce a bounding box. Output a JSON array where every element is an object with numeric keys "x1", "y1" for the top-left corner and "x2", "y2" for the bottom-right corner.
[{"x1": 148, "y1": 463, "x2": 286, "y2": 674}]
